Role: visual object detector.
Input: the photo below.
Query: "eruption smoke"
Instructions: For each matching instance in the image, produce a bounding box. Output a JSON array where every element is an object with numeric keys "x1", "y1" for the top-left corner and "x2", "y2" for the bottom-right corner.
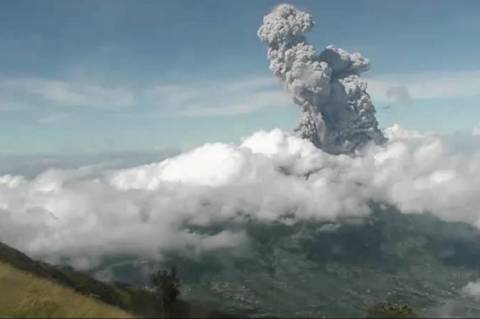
[{"x1": 258, "y1": 4, "x2": 386, "y2": 155}]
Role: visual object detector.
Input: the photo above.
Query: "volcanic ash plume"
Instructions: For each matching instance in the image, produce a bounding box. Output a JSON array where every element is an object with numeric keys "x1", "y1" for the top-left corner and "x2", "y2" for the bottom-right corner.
[{"x1": 258, "y1": 4, "x2": 386, "y2": 155}]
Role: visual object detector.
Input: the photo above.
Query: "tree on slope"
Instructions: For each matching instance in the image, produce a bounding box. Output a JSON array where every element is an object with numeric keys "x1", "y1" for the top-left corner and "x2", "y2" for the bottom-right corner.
[
  {"x1": 151, "y1": 266, "x2": 180, "y2": 318},
  {"x1": 366, "y1": 302, "x2": 416, "y2": 318}
]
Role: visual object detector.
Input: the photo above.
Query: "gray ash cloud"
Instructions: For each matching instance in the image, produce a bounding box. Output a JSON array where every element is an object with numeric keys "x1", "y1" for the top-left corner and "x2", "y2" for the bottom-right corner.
[{"x1": 258, "y1": 4, "x2": 386, "y2": 155}]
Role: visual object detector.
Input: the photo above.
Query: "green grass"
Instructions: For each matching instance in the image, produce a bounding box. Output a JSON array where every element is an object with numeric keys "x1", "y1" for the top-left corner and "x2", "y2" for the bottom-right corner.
[
  {"x1": 0, "y1": 261, "x2": 132, "y2": 318},
  {"x1": 0, "y1": 241, "x2": 160, "y2": 317},
  {"x1": 0, "y1": 241, "x2": 229, "y2": 318}
]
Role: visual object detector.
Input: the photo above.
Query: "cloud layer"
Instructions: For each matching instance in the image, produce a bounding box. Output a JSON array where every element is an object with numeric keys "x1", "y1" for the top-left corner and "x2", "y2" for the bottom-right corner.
[
  {"x1": 368, "y1": 70, "x2": 480, "y2": 105},
  {"x1": 0, "y1": 75, "x2": 289, "y2": 117},
  {"x1": 0, "y1": 76, "x2": 135, "y2": 110},
  {"x1": 1, "y1": 125, "x2": 479, "y2": 269}
]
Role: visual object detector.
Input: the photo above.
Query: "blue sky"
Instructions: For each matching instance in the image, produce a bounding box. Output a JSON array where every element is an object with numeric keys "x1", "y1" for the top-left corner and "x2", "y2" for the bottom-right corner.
[{"x1": 1, "y1": 0, "x2": 480, "y2": 155}]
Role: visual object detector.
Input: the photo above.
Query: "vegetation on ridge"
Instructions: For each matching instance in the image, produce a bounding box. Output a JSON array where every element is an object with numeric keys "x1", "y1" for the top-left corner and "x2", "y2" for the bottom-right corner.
[
  {"x1": 0, "y1": 241, "x2": 227, "y2": 318},
  {"x1": 0, "y1": 260, "x2": 132, "y2": 318}
]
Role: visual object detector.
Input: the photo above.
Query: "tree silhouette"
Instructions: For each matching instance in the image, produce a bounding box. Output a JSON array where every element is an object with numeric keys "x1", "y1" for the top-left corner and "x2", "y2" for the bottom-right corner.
[
  {"x1": 366, "y1": 302, "x2": 416, "y2": 318},
  {"x1": 151, "y1": 266, "x2": 180, "y2": 318}
]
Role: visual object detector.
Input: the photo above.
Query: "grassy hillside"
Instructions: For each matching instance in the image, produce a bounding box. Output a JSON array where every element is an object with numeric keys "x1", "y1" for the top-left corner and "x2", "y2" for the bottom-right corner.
[
  {"x1": 0, "y1": 241, "x2": 151, "y2": 318},
  {"x1": 0, "y1": 241, "x2": 229, "y2": 318},
  {"x1": 0, "y1": 261, "x2": 132, "y2": 318},
  {"x1": 0, "y1": 242, "x2": 135, "y2": 311}
]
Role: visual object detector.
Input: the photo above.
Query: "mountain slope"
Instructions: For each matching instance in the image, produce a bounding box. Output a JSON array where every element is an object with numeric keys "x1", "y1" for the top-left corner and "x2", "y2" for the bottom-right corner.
[
  {"x1": 6, "y1": 204, "x2": 480, "y2": 317},
  {"x1": 0, "y1": 260, "x2": 132, "y2": 318},
  {"x1": 185, "y1": 206, "x2": 480, "y2": 317},
  {"x1": 0, "y1": 241, "x2": 154, "y2": 317},
  {"x1": 0, "y1": 240, "x2": 231, "y2": 318},
  {"x1": 0, "y1": 241, "x2": 146, "y2": 318},
  {"x1": 97, "y1": 205, "x2": 480, "y2": 318}
]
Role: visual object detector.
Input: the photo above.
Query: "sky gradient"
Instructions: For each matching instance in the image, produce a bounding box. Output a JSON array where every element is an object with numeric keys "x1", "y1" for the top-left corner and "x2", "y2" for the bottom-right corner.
[{"x1": 1, "y1": 0, "x2": 480, "y2": 154}]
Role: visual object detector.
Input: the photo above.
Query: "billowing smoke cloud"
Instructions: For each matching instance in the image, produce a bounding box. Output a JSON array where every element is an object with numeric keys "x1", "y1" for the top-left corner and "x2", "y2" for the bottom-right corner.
[
  {"x1": 257, "y1": 4, "x2": 386, "y2": 154},
  {"x1": 1, "y1": 125, "x2": 480, "y2": 269}
]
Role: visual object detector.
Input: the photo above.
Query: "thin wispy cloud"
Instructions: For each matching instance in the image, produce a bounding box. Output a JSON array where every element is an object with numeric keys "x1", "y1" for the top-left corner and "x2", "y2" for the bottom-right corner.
[
  {"x1": 148, "y1": 78, "x2": 290, "y2": 117},
  {"x1": 0, "y1": 76, "x2": 136, "y2": 110},
  {"x1": 0, "y1": 97, "x2": 29, "y2": 112},
  {"x1": 0, "y1": 75, "x2": 290, "y2": 118},
  {"x1": 385, "y1": 85, "x2": 413, "y2": 106},
  {"x1": 473, "y1": 123, "x2": 480, "y2": 137},
  {"x1": 3, "y1": 70, "x2": 479, "y2": 116},
  {"x1": 368, "y1": 70, "x2": 480, "y2": 105},
  {"x1": 36, "y1": 113, "x2": 72, "y2": 125}
]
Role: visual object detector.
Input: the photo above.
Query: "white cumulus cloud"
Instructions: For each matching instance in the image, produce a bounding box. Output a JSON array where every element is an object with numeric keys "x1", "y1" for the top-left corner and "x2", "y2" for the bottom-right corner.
[{"x1": 1, "y1": 126, "x2": 480, "y2": 270}]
